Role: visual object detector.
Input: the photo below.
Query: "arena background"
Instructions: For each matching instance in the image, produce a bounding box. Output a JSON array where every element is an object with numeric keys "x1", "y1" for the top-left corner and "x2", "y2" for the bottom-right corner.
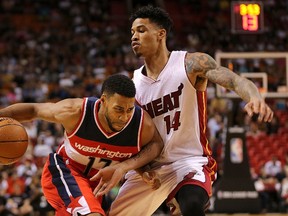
[{"x1": 0, "y1": 0, "x2": 287, "y2": 215}]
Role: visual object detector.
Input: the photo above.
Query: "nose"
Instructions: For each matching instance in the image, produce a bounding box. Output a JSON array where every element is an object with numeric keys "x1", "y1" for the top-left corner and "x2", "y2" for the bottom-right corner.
[
  {"x1": 131, "y1": 32, "x2": 138, "y2": 41},
  {"x1": 119, "y1": 113, "x2": 130, "y2": 122}
]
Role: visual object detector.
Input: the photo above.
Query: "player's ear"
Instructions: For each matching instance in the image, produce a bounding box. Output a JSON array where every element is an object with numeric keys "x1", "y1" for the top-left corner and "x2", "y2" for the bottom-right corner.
[
  {"x1": 100, "y1": 94, "x2": 106, "y2": 103},
  {"x1": 158, "y1": 29, "x2": 166, "y2": 39}
]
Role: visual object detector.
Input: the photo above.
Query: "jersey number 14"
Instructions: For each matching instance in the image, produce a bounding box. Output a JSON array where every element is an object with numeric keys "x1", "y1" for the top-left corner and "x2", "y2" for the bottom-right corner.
[{"x1": 164, "y1": 111, "x2": 181, "y2": 134}]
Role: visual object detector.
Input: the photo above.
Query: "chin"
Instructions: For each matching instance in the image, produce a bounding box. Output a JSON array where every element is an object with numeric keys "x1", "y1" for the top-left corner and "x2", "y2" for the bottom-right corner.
[{"x1": 133, "y1": 50, "x2": 142, "y2": 58}]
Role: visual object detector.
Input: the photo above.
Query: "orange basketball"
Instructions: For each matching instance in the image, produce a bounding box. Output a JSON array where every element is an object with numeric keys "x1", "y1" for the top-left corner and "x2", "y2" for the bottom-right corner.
[{"x1": 0, "y1": 117, "x2": 29, "y2": 165}]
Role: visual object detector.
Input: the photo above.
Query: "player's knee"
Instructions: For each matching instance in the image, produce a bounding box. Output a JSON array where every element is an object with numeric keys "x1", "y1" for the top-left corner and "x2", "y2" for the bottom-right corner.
[{"x1": 176, "y1": 185, "x2": 208, "y2": 216}]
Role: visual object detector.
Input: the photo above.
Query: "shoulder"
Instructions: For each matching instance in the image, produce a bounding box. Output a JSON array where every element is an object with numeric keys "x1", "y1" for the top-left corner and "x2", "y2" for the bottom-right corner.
[
  {"x1": 54, "y1": 98, "x2": 83, "y2": 110},
  {"x1": 140, "y1": 110, "x2": 157, "y2": 145},
  {"x1": 142, "y1": 110, "x2": 155, "y2": 130},
  {"x1": 184, "y1": 52, "x2": 217, "y2": 73},
  {"x1": 55, "y1": 98, "x2": 84, "y2": 133},
  {"x1": 53, "y1": 98, "x2": 85, "y2": 121},
  {"x1": 185, "y1": 52, "x2": 216, "y2": 64}
]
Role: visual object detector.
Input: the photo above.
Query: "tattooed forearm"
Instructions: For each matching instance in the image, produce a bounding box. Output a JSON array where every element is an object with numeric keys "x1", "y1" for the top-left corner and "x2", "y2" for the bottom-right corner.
[
  {"x1": 185, "y1": 52, "x2": 265, "y2": 104},
  {"x1": 206, "y1": 66, "x2": 236, "y2": 90},
  {"x1": 132, "y1": 141, "x2": 153, "y2": 161},
  {"x1": 119, "y1": 127, "x2": 163, "y2": 172},
  {"x1": 234, "y1": 77, "x2": 262, "y2": 102},
  {"x1": 207, "y1": 66, "x2": 262, "y2": 102}
]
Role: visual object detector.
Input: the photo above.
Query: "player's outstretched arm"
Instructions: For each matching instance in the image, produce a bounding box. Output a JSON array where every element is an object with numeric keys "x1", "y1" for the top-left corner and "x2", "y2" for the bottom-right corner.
[
  {"x1": 0, "y1": 103, "x2": 41, "y2": 122},
  {"x1": 185, "y1": 52, "x2": 273, "y2": 122},
  {"x1": 91, "y1": 111, "x2": 164, "y2": 196},
  {"x1": 0, "y1": 98, "x2": 83, "y2": 132}
]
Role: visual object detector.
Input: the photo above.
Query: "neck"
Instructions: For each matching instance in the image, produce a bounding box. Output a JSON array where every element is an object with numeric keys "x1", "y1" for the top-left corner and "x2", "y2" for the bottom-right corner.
[{"x1": 144, "y1": 49, "x2": 171, "y2": 80}]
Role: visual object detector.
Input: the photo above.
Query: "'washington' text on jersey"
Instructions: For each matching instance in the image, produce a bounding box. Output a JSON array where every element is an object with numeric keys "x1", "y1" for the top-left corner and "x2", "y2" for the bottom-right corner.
[
  {"x1": 74, "y1": 142, "x2": 133, "y2": 158},
  {"x1": 142, "y1": 83, "x2": 184, "y2": 118}
]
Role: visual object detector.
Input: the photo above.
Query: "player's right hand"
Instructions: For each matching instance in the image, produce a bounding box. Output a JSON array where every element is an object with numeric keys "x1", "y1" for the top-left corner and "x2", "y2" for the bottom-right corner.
[
  {"x1": 91, "y1": 166, "x2": 125, "y2": 197},
  {"x1": 244, "y1": 98, "x2": 273, "y2": 122},
  {"x1": 142, "y1": 170, "x2": 161, "y2": 190}
]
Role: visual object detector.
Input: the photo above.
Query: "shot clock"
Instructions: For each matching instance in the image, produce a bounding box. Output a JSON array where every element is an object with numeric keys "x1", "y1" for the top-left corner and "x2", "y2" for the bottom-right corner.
[{"x1": 231, "y1": 1, "x2": 264, "y2": 33}]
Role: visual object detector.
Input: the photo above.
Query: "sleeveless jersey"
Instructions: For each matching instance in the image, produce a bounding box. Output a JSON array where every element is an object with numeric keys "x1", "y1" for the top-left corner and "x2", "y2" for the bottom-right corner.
[
  {"x1": 133, "y1": 51, "x2": 212, "y2": 164},
  {"x1": 59, "y1": 97, "x2": 144, "y2": 174}
]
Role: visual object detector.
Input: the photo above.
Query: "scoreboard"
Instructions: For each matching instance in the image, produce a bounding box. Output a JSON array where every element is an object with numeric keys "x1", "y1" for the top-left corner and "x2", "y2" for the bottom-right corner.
[{"x1": 231, "y1": 1, "x2": 264, "y2": 33}]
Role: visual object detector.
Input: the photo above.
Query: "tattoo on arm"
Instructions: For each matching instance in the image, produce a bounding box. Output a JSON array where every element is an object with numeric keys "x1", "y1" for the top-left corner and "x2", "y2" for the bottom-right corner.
[
  {"x1": 206, "y1": 66, "x2": 236, "y2": 90},
  {"x1": 185, "y1": 52, "x2": 217, "y2": 75},
  {"x1": 132, "y1": 141, "x2": 153, "y2": 162},
  {"x1": 185, "y1": 52, "x2": 262, "y2": 102},
  {"x1": 207, "y1": 66, "x2": 261, "y2": 102}
]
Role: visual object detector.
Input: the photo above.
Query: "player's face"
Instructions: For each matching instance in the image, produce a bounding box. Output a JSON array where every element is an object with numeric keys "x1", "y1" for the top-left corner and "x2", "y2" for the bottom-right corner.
[
  {"x1": 131, "y1": 18, "x2": 162, "y2": 58},
  {"x1": 103, "y1": 93, "x2": 135, "y2": 132}
]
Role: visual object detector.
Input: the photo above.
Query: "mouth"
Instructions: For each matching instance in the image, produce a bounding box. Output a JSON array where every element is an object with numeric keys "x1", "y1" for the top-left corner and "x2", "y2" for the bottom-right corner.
[
  {"x1": 131, "y1": 42, "x2": 140, "y2": 49},
  {"x1": 118, "y1": 122, "x2": 127, "y2": 128},
  {"x1": 114, "y1": 121, "x2": 127, "y2": 129}
]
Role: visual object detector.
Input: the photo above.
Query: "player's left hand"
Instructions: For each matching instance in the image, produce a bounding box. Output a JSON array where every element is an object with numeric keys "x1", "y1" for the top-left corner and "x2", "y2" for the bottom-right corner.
[
  {"x1": 244, "y1": 98, "x2": 273, "y2": 122},
  {"x1": 142, "y1": 170, "x2": 161, "y2": 190},
  {"x1": 90, "y1": 166, "x2": 125, "y2": 197}
]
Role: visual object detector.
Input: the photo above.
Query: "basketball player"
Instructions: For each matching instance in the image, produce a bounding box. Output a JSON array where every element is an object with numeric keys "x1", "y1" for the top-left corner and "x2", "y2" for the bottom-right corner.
[
  {"x1": 0, "y1": 74, "x2": 164, "y2": 216},
  {"x1": 106, "y1": 5, "x2": 274, "y2": 216}
]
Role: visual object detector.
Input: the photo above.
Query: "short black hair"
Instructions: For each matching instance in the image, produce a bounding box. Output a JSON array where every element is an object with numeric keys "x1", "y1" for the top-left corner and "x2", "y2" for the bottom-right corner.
[
  {"x1": 130, "y1": 5, "x2": 173, "y2": 34},
  {"x1": 101, "y1": 74, "x2": 136, "y2": 98}
]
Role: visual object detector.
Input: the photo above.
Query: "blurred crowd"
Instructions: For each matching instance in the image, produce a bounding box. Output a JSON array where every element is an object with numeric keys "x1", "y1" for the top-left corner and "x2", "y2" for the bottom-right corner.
[{"x1": 0, "y1": 0, "x2": 287, "y2": 215}]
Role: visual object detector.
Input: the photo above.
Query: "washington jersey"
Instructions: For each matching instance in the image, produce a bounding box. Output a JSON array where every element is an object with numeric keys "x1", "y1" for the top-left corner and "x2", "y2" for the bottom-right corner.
[
  {"x1": 60, "y1": 97, "x2": 144, "y2": 175},
  {"x1": 133, "y1": 51, "x2": 212, "y2": 164}
]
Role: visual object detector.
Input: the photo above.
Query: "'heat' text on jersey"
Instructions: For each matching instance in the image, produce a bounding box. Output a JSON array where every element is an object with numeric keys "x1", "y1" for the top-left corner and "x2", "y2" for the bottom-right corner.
[{"x1": 142, "y1": 83, "x2": 184, "y2": 118}]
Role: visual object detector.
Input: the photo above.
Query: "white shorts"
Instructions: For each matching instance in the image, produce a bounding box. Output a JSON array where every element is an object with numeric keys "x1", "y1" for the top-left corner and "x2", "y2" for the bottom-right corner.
[{"x1": 108, "y1": 156, "x2": 216, "y2": 216}]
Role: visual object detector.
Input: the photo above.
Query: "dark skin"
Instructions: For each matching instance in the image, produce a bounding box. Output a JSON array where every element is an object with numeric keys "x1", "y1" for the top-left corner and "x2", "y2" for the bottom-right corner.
[
  {"x1": 130, "y1": 18, "x2": 273, "y2": 188},
  {"x1": 131, "y1": 18, "x2": 273, "y2": 123},
  {"x1": 0, "y1": 93, "x2": 164, "y2": 215}
]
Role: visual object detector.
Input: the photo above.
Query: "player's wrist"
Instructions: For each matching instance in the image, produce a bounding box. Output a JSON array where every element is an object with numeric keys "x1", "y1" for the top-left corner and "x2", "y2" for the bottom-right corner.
[{"x1": 112, "y1": 163, "x2": 129, "y2": 174}]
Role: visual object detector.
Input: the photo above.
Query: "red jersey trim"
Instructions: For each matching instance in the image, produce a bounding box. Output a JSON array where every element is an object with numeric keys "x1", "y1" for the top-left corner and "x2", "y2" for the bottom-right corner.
[
  {"x1": 137, "y1": 109, "x2": 144, "y2": 151},
  {"x1": 197, "y1": 91, "x2": 212, "y2": 156}
]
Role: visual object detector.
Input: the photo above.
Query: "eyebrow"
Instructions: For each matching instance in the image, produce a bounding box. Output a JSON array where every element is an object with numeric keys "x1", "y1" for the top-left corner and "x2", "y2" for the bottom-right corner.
[
  {"x1": 131, "y1": 24, "x2": 146, "y2": 31},
  {"x1": 115, "y1": 105, "x2": 135, "y2": 110}
]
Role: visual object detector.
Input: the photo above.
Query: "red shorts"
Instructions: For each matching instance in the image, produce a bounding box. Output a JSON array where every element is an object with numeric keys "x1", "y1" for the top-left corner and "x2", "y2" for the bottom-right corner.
[
  {"x1": 167, "y1": 164, "x2": 215, "y2": 201},
  {"x1": 166, "y1": 161, "x2": 217, "y2": 216},
  {"x1": 41, "y1": 153, "x2": 105, "y2": 216}
]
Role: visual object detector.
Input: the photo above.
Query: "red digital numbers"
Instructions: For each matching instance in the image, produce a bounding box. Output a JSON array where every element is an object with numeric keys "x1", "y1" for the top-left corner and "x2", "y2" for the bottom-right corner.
[
  {"x1": 231, "y1": 1, "x2": 264, "y2": 33},
  {"x1": 242, "y1": 15, "x2": 258, "y2": 31}
]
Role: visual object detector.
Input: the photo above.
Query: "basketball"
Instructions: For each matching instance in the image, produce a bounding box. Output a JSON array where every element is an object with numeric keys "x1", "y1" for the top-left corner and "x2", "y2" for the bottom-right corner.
[{"x1": 0, "y1": 117, "x2": 29, "y2": 165}]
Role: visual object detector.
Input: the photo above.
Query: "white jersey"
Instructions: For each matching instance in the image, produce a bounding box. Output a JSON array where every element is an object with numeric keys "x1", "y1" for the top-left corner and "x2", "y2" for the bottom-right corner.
[
  {"x1": 133, "y1": 51, "x2": 212, "y2": 164},
  {"x1": 109, "y1": 51, "x2": 217, "y2": 216}
]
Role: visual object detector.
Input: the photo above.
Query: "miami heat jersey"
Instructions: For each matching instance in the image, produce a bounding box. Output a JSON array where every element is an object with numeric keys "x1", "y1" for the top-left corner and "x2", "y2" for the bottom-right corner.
[
  {"x1": 133, "y1": 51, "x2": 212, "y2": 164},
  {"x1": 60, "y1": 97, "x2": 144, "y2": 175}
]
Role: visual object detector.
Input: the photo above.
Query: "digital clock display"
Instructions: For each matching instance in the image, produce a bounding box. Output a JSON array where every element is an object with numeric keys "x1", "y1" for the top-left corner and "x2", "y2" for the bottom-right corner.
[{"x1": 231, "y1": 1, "x2": 264, "y2": 33}]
